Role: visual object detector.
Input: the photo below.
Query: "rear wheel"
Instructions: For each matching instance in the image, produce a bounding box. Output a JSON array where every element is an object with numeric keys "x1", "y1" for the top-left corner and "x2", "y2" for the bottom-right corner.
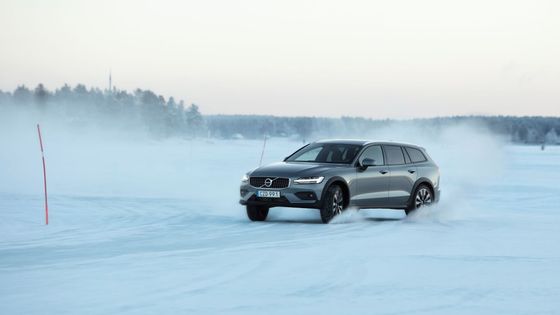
[
  {"x1": 405, "y1": 184, "x2": 433, "y2": 215},
  {"x1": 320, "y1": 185, "x2": 345, "y2": 223},
  {"x1": 246, "y1": 205, "x2": 269, "y2": 221}
]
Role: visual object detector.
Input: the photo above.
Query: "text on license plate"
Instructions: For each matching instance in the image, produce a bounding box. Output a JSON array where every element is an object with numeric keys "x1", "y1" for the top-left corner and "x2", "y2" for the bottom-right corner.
[{"x1": 257, "y1": 190, "x2": 281, "y2": 198}]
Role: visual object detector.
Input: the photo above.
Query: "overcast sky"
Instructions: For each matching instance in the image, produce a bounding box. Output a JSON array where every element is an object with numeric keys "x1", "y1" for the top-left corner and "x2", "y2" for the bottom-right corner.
[{"x1": 1, "y1": 0, "x2": 559, "y2": 118}]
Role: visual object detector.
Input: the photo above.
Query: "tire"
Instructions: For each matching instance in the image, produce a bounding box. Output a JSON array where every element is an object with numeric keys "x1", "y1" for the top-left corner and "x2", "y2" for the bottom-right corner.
[
  {"x1": 320, "y1": 185, "x2": 345, "y2": 223},
  {"x1": 246, "y1": 205, "x2": 269, "y2": 221},
  {"x1": 405, "y1": 184, "x2": 433, "y2": 215}
]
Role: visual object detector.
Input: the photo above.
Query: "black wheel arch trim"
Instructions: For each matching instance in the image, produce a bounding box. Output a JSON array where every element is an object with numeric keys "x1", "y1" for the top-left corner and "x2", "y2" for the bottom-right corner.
[
  {"x1": 407, "y1": 177, "x2": 435, "y2": 205},
  {"x1": 319, "y1": 176, "x2": 350, "y2": 208}
]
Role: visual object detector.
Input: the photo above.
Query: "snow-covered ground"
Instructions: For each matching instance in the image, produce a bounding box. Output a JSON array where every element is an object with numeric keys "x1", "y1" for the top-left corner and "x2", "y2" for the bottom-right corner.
[{"x1": 1, "y1": 130, "x2": 560, "y2": 314}]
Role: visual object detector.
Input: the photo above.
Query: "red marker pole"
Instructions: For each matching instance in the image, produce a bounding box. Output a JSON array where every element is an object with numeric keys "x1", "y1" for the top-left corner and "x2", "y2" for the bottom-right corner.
[{"x1": 37, "y1": 124, "x2": 49, "y2": 225}]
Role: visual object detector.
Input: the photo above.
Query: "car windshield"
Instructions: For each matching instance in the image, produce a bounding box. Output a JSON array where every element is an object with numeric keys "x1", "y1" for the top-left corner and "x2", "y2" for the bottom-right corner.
[{"x1": 286, "y1": 143, "x2": 362, "y2": 164}]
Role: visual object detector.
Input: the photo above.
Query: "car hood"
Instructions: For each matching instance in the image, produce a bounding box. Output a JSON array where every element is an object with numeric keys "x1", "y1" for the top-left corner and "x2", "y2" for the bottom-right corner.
[{"x1": 250, "y1": 162, "x2": 346, "y2": 178}]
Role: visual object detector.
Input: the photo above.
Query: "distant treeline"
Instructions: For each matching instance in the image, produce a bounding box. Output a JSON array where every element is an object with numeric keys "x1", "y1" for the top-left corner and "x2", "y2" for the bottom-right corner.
[
  {"x1": 1, "y1": 84, "x2": 559, "y2": 144},
  {"x1": 0, "y1": 83, "x2": 204, "y2": 138},
  {"x1": 206, "y1": 115, "x2": 560, "y2": 144}
]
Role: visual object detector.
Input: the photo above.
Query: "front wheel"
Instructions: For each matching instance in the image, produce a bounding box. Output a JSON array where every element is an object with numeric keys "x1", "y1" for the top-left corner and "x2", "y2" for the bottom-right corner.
[
  {"x1": 320, "y1": 185, "x2": 345, "y2": 223},
  {"x1": 246, "y1": 205, "x2": 269, "y2": 221},
  {"x1": 405, "y1": 184, "x2": 433, "y2": 215}
]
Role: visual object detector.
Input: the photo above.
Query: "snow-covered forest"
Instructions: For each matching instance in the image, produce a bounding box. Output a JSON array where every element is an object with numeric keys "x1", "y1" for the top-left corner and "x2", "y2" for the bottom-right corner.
[
  {"x1": 1, "y1": 84, "x2": 558, "y2": 144},
  {"x1": 0, "y1": 84, "x2": 204, "y2": 138}
]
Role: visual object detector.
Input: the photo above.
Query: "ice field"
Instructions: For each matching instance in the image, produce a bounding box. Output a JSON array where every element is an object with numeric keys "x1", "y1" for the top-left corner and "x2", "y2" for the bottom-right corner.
[{"x1": 1, "y1": 128, "x2": 560, "y2": 314}]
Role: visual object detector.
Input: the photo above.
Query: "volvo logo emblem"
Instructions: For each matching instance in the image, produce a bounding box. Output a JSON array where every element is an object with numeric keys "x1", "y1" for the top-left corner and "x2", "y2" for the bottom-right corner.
[{"x1": 264, "y1": 178, "x2": 273, "y2": 188}]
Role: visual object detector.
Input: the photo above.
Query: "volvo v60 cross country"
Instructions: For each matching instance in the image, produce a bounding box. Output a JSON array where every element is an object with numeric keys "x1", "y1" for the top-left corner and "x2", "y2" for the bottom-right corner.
[{"x1": 239, "y1": 140, "x2": 440, "y2": 223}]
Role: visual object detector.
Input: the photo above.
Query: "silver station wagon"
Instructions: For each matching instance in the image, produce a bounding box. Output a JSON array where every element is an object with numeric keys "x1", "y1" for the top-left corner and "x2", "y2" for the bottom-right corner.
[{"x1": 240, "y1": 140, "x2": 440, "y2": 223}]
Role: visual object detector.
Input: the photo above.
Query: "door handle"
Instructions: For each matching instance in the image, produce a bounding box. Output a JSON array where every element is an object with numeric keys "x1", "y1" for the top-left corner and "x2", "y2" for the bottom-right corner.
[
  {"x1": 379, "y1": 170, "x2": 388, "y2": 174},
  {"x1": 408, "y1": 169, "x2": 416, "y2": 174}
]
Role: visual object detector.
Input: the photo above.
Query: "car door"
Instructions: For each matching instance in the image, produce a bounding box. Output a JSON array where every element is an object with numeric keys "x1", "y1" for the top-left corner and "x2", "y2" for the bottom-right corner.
[
  {"x1": 352, "y1": 145, "x2": 390, "y2": 208},
  {"x1": 383, "y1": 145, "x2": 417, "y2": 207}
]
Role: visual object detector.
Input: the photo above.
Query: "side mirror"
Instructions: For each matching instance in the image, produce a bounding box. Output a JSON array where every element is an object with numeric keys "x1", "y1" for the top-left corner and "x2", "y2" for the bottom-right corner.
[{"x1": 360, "y1": 158, "x2": 376, "y2": 169}]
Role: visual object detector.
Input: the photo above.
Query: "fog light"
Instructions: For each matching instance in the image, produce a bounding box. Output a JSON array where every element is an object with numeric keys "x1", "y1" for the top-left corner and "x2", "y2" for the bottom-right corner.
[{"x1": 295, "y1": 191, "x2": 317, "y2": 200}]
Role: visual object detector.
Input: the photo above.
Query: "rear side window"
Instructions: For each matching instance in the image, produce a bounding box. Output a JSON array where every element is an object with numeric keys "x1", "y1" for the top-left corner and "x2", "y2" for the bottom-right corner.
[
  {"x1": 405, "y1": 147, "x2": 427, "y2": 163},
  {"x1": 403, "y1": 149, "x2": 411, "y2": 164},
  {"x1": 384, "y1": 145, "x2": 405, "y2": 165}
]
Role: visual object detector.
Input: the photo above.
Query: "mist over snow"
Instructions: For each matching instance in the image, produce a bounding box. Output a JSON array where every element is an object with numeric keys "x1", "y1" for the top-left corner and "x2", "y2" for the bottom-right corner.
[{"x1": 0, "y1": 103, "x2": 504, "y2": 205}]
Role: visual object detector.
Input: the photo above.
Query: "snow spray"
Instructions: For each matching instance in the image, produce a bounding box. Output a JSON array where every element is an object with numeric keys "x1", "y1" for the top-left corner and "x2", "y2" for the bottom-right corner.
[{"x1": 37, "y1": 124, "x2": 49, "y2": 225}]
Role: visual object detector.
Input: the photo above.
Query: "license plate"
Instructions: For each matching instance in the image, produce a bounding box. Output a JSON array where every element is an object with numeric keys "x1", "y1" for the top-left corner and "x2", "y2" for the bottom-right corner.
[{"x1": 257, "y1": 190, "x2": 281, "y2": 198}]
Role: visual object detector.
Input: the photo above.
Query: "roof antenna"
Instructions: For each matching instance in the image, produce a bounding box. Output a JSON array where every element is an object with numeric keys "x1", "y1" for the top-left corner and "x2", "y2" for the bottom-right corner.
[{"x1": 108, "y1": 69, "x2": 112, "y2": 93}]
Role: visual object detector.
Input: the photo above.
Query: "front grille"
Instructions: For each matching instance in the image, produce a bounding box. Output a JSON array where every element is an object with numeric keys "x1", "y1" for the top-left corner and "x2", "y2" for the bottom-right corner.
[{"x1": 250, "y1": 177, "x2": 290, "y2": 189}]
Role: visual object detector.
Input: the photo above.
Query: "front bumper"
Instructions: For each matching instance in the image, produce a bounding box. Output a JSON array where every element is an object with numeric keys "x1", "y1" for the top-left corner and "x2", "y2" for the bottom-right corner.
[{"x1": 239, "y1": 181, "x2": 326, "y2": 209}]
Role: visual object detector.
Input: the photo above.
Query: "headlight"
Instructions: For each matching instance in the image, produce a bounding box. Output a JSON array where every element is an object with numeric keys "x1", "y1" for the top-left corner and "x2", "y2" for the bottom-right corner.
[
  {"x1": 241, "y1": 174, "x2": 249, "y2": 183},
  {"x1": 293, "y1": 176, "x2": 325, "y2": 184}
]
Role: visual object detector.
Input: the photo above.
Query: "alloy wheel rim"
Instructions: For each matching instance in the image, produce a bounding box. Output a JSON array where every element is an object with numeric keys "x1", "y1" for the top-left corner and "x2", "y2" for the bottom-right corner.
[
  {"x1": 332, "y1": 190, "x2": 344, "y2": 215},
  {"x1": 415, "y1": 188, "x2": 432, "y2": 208}
]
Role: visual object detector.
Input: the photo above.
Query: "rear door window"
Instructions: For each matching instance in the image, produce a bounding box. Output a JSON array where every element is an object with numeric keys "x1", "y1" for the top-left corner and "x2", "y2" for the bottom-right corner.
[
  {"x1": 384, "y1": 145, "x2": 405, "y2": 165},
  {"x1": 405, "y1": 147, "x2": 428, "y2": 163}
]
